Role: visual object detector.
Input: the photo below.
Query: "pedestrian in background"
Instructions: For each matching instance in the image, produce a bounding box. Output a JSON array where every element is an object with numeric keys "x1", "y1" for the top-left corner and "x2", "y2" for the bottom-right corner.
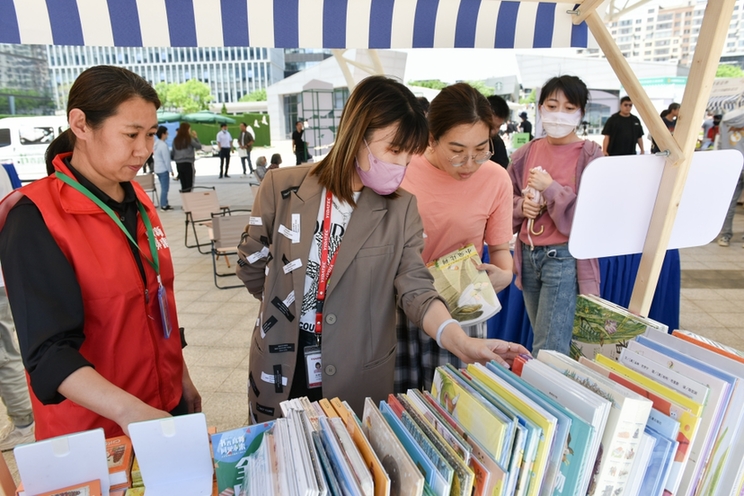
[
  {"x1": 238, "y1": 122, "x2": 254, "y2": 175},
  {"x1": 487, "y1": 95, "x2": 511, "y2": 168},
  {"x1": 172, "y1": 123, "x2": 201, "y2": 193},
  {"x1": 217, "y1": 123, "x2": 232, "y2": 178},
  {"x1": 292, "y1": 120, "x2": 307, "y2": 165},
  {"x1": 153, "y1": 125, "x2": 173, "y2": 210},
  {"x1": 602, "y1": 96, "x2": 645, "y2": 156}
]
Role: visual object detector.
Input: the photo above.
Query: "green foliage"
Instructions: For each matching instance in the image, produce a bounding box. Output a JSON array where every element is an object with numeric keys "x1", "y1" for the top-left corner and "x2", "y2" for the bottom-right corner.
[
  {"x1": 189, "y1": 112, "x2": 271, "y2": 147},
  {"x1": 408, "y1": 79, "x2": 448, "y2": 90},
  {"x1": 221, "y1": 103, "x2": 228, "y2": 115},
  {"x1": 716, "y1": 64, "x2": 744, "y2": 78},
  {"x1": 239, "y1": 88, "x2": 267, "y2": 102},
  {"x1": 466, "y1": 80, "x2": 494, "y2": 97},
  {"x1": 155, "y1": 79, "x2": 212, "y2": 114},
  {"x1": 520, "y1": 91, "x2": 536, "y2": 105}
]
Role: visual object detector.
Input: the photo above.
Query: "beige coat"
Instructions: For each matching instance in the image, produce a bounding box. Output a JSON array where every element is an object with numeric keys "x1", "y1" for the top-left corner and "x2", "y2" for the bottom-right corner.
[{"x1": 237, "y1": 165, "x2": 442, "y2": 422}]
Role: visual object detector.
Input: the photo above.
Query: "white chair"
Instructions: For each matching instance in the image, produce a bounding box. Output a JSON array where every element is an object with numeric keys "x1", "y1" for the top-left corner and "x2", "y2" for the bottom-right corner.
[
  {"x1": 181, "y1": 187, "x2": 230, "y2": 254},
  {"x1": 132, "y1": 173, "x2": 158, "y2": 207},
  {"x1": 210, "y1": 210, "x2": 251, "y2": 289}
]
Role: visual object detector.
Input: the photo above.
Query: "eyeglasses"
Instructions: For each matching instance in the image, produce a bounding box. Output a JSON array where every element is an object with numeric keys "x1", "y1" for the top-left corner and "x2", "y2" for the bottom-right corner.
[{"x1": 444, "y1": 149, "x2": 493, "y2": 168}]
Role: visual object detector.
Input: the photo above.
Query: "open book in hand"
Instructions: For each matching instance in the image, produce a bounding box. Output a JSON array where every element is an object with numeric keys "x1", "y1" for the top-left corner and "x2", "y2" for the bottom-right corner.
[{"x1": 427, "y1": 244, "x2": 501, "y2": 326}]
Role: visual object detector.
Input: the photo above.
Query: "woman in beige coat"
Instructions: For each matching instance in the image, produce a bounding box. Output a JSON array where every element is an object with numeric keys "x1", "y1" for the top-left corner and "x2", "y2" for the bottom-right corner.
[{"x1": 237, "y1": 76, "x2": 528, "y2": 422}]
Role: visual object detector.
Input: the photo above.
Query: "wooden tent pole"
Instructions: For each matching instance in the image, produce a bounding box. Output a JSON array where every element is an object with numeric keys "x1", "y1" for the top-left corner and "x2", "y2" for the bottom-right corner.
[
  {"x1": 625, "y1": 0, "x2": 736, "y2": 316},
  {"x1": 573, "y1": 0, "x2": 607, "y2": 25}
]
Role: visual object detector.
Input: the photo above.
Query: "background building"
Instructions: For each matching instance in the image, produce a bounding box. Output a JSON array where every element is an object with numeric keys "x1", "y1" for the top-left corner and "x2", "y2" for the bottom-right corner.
[
  {"x1": 0, "y1": 44, "x2": 54, "y2": 115},
  {"x1": 46, "y1": 45, "x2": 285, "y2": 110}
]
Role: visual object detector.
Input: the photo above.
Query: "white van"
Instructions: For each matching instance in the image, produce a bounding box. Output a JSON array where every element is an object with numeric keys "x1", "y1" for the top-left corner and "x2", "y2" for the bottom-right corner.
[{"x1": 0, "y1": 116, "x2": 68, "y2": 182}]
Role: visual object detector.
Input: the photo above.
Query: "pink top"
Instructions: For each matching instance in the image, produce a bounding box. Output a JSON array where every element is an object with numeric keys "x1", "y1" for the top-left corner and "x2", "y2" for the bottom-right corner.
[
  {"x1": 401, "y1": 155, "x2": 513, "y2": 263},
  {"x1": 518, "y1": 139, "x2": 582, "y2": 246}
]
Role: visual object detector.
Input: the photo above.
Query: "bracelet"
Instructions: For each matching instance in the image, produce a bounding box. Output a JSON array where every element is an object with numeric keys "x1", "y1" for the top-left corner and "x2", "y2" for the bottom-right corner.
[{"x1": 436, "y1": 319, "x2": 458, "y2": 349}]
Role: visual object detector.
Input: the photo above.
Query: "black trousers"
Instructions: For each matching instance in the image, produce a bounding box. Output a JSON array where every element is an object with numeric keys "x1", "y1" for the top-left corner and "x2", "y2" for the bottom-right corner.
[
  {"x1": 176, "y1": 162, "x2": 194, "y2": 192},
  {"x1": 219, "y1": 148, "x2": 231, "y2": 176}
]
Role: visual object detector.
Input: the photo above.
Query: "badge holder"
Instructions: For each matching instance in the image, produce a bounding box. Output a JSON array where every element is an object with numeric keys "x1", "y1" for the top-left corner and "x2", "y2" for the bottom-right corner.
[
  {"x1": 157, "y1": 275, "x2": 172, "y2": 339},
  {"x1": 305, "y1": 344, "x2": 323, "y2": 389},
  {"x1": 14, "y1": 428, "x2": 111, "y2": 495},
  {"x1": 128, "y1": 413, "x2": 214, "y2": 495}
]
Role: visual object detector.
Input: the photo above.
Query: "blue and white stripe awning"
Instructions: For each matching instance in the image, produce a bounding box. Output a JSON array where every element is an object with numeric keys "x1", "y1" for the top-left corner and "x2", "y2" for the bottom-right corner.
[{"x1": 0, "y1": 0, "x2": 591, "y2": 49}]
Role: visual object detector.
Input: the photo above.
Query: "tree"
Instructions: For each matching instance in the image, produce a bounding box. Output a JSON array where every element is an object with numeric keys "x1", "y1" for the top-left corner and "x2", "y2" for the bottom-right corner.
[
  {"x1": 520, "y1": 91, "x2": 536, "y2": 105},
  {"x1": 239, "y1": 88, "x2": 267, "y2": 102},
  {"x1": 408, "y1": 79, "x2": 448, "y2": 90},
  {"x1": 716, "y1": 64, "x2": 744, "y2": 78},
  {"x1": 156, "y1": 80, "x2": 212, "y2": 113},
  {"x1": 466, "y1": 80, "x2": 494, "y2": 97}
]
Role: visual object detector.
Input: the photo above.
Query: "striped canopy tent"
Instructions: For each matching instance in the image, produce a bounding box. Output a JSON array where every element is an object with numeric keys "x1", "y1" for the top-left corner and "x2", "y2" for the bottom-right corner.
[
  {"x1": 0, "y1": 0, "x2": 593, "y2": 50},
  {"x1": 707, "y1": 78, "x2": 744, "y2": 113},
  {"x1": 0, "y1": 0, "x2": 739, "y2": 317}
]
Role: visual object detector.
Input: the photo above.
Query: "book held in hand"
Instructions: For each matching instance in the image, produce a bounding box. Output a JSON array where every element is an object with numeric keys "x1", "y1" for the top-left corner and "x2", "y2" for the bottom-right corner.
[{"x1": 427, "y1": 244, "x2": 501, "y2": 326}]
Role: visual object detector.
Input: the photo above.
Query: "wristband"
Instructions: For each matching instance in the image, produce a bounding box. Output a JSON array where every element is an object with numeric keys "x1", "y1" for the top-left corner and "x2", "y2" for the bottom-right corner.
[{"x1": 436, "y1": 319, "x2": 458, "y2": 349}]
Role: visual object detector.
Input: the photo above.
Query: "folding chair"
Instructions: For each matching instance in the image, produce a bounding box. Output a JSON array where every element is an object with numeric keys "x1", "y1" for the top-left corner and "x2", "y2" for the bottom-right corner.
[
  {"x1": 210, "y1": 209, "x2": 252, "y2": 289},
  {"x1": 132, "y1": 173, "x2": 158, "y2": 207},
  {"x1": 181, "y1": 186, "x2": 230, "y2": 254}
]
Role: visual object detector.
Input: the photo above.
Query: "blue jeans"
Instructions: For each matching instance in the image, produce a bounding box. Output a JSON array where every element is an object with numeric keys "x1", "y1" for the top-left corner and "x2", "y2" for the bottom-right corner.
[
  {"x1": 156, "y1": 171, "x2": 170, "y2": 208},
  {"x1": 521, "y1": 243, "x2": 578, "y2": 356}
]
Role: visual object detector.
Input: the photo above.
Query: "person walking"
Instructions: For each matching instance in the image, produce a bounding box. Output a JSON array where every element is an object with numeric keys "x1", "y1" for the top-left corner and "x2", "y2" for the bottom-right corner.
[
  {"x1": 171, "y1": 123, "x2": 201, "y2": 193},
  {"x1": 519, "y1": 111, "x2": 533, "y2": 141},
  {"x1": 238, "y1": 122, "x2": 254, "y2": 175},
  {"x1": 602, "y1": 96, "x2": 645, "y2": 156},
  {"x1": 217, "y1": 123, "x2": 232, "y2": 178},
  {"x1": 152, "y1": 125, "x2": 173, "y2": 210},
  {"x1": 509, "y1": 75, "x2": 603, "y2": 356},
  {"x1": 236, "y1": 76, "x2": 526, "y2": 422},
  {"x1": 0, "y1": 65, "x2": 200, "y2": 440},
  {"x1": 292, "y1": 120, "x2": 307, "y2": 165}
]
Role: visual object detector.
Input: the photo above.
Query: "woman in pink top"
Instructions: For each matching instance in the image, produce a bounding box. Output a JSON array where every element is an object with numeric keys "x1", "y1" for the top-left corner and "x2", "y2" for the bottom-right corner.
[
  {"x1": 396, "y1": 83, "x2": 518, "y2": 391},
  {"x1": 508, "y1": 75, "x2": 603, "y2": 356}
]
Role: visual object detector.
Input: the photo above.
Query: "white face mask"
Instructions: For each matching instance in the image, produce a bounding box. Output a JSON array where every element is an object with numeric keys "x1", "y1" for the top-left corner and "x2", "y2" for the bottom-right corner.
[{"x1": 540, "y1": 107, "x2": 582, "y2": 138}]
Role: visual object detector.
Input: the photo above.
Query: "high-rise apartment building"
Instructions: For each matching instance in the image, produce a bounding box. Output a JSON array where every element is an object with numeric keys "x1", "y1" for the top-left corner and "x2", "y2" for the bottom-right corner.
[
  {"x1": 581, "y1": 0, "x2": 744, "y2": 67},
  {"x1": 46, "y1": 45, "x2": 285, "y2": 110},
  {"x1": 0, "y1": 44, "x2": 53, "y2": 114}
]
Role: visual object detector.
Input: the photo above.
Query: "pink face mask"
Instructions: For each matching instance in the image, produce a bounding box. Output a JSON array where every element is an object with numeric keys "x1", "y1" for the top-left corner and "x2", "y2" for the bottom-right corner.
[{"x1": 355, "y1": 140, "x2": 407, "y2": 196}]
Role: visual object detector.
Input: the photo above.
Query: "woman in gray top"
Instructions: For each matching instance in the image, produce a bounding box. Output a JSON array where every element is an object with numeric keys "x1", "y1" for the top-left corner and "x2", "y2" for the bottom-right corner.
[{"x1": 171, "y1": 122, "x2": 201, "y2": 192}]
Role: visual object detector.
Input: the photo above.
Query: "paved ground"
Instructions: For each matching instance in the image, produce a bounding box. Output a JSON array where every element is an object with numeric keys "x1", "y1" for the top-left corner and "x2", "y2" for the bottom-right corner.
[{"x1": 1, "y1": 140, "x2": 743, "y2": 484}]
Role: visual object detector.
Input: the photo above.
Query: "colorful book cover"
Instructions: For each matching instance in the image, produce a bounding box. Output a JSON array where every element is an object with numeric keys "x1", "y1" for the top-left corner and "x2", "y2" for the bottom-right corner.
[
  {"x1": 580, "y1": 356, "x2": 700, "y2": 496},
  {"x1": 422, "y1": 390, "x2": 507, "y2": 496},
  {"x1": 431, "y1": 366, "x2": 510, "y2": 463},
  {"x1": 38, "y1": 480, "x2": 102, "y2": 496},
  {"x1": 641, "y1": 426, "x2": 679, "y2": 496},
  {"x1": 538, "y1": 351, "x2": 652, "y2": 496},
  {"x1": 398, "y1": 393, "x2": 475, "y2": 496},
  {"x1": 483, "y1": 361, "x2": 597, "y2": 496},
  {"x1": 105, "y1": 435, "x2": 134, "y2": 490},
  {"x1": 426, "y1": 244, "x2": 501, "y2": 325},
  {"x1": 406, "y1": 389, "x2": 472, "y2": 464},
  {"x1": 210, "y1": 421, "x2": 276, "y2": 493},
  {"x1": 319, "y1": 416, "x2": 366, "y2": 496},
  {"x1": 638, "y1": 332, "x2": 744, "y2": 496},
  {"x1": 571, "y1": 295, "x2": 665, "y2": 362}
]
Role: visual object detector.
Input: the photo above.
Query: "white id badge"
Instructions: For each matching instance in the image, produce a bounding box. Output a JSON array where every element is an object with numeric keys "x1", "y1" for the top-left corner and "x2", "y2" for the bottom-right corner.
[
  {"x1": 157, "y1": 282, "x2": 172, "y2": 339},
  {"x1": 304, "y1": 345, "x2": 322, "y2": 389}
]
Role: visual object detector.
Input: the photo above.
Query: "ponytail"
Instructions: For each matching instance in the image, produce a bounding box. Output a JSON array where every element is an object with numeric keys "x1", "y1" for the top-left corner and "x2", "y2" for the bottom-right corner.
[{"x1": 45, "y1": 129, "x2": 76, "y2": 175}]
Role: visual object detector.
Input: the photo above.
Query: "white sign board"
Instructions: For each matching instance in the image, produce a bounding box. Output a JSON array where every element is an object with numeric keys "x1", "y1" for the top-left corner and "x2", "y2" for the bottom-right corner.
[{"x1": 569, "y1": 150, "x2": 744, "y2": 259}]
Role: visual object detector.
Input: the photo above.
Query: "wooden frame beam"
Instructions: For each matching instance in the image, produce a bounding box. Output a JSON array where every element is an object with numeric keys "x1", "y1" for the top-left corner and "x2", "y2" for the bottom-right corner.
[{"x1": 627, "y1": 0, "x2": 737, "y2": 315}]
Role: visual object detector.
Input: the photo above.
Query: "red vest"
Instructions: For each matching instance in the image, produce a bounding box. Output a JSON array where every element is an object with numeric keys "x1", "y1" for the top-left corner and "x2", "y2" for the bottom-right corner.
[{"x1": 8, "y1": 153, "x2": 183, "y2": 440}]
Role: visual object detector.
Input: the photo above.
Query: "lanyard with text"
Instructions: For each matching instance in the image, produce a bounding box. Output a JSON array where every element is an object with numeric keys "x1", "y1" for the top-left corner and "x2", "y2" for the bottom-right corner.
[
  {"x1": 55, "y1": 171, "x2": 173, "y2": 338},
  {"x1": 315, "y1": 190, "x2": 340, "y2": 338}
]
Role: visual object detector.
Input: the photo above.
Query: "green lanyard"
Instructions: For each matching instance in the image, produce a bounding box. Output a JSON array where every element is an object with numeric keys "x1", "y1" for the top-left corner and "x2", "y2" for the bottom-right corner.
[{"x1": 55, "y1": 171, "x2": 160, "y2": 277}]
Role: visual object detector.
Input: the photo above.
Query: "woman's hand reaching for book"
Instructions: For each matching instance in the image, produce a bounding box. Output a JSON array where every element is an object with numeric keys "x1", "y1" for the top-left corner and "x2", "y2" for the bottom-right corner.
[{"x1": 445, "y1": 330, "x2": 530, "y2": 369}]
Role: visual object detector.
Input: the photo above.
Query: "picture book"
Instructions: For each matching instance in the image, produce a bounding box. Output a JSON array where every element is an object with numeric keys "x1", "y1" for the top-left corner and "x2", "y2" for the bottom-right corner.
[
  {"x1": 484, "y1": 361, "x2": 597, "y2": 496},
  {"x1": 538, "y1": 350, "x2": 653, "y2": 496},
  {"x1": 105, "y1": 435, "x2": 134, "y2": 490},
  {"x1": 362, "y1": 397, "x2": 424, "y2": 496},
  {"x1": 433, "y1": 365, "x2": 513, "y2": 465},
  {"x1": 38, "y1": 480, "x2": 102, "y2": 496},
  {"x1": 426, "y1": 244, "x2": 501, "y2": 326},
  {"x1": 422, "y1": 390, "x2": 507, "y2": 496},
  {"x1": 571, "y1": 295, "x2": 666, "y2": 362},
  {"x1": 623, "y1": 432, "x2": 656, "y2": 496},
  {"x1": 397, "y1": 393, "x2": 475, "y2": 496},
  {"x1": 405, "y1": 389, "x2": 472, "y2": 464},
  {"x1": 466, "y1": 363, "x2": 557, "y2": 496},
  {"x1": 518, "y1": 356, "x2": 611, "y2": 496},
  {"x1": 579, "y1": 355, "x2": 700, "y2": 496},
  {"x1": 313, "y1": 430, "x2": 344, "y2": 496},
  {"x1": 211, "y1": 421, "x2": 276, "y2": 493},
  {"x1": 330, "y1": 397, "x2": 391, "y2": 496},
  {"x1": 641, "y1": 426, "x2": 679, "y2": 496},
  {"x1": 639, "y1": 331, "x2": 744, "y2": 496},
  {"x1": 621, "y1": 343, "x2": 729, "y2": 496},
  {"x1": 319, "y1": 416, "x2": 365, "y2": 496}
]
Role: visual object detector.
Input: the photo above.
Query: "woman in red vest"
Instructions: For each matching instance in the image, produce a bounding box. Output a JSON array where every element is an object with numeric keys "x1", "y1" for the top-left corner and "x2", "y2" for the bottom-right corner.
[{"x1": 0, "y1": 66, "x2": 200, "y2": 440}]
